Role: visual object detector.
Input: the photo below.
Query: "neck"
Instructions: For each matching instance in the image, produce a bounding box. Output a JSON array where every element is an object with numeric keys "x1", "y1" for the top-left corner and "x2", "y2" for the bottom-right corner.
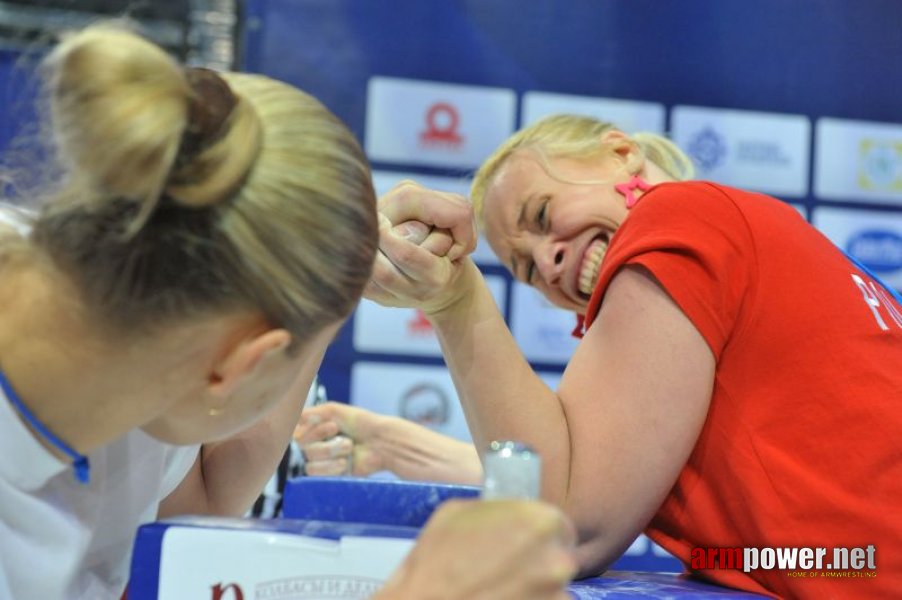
[
  {"x1": 641, "y1": 161, "x2": 676, "y2": 187},
  {"x1": 0, "y1": 258, "x2": 203, "y2": 459}
]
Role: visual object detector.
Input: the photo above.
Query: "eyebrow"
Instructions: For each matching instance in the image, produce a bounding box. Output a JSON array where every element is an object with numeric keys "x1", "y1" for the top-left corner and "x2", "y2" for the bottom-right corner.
[{"x1": 509, "y1": 195, "x2": 533, "y2": 280}]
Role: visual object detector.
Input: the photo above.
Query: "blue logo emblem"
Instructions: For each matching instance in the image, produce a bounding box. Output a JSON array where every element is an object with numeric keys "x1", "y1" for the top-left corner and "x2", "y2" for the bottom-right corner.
[
  {"x1": 847, "y1": 230, "x2": 902, "y2": 274},
  {"x1": 687, "y1": 127, "x2": 728, "y2": 172}
]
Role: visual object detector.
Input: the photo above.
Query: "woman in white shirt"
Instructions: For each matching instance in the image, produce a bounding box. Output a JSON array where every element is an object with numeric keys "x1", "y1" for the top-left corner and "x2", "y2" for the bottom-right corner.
[{"x1": 0, "y1": 25, "x2": 575, "y2": 600}]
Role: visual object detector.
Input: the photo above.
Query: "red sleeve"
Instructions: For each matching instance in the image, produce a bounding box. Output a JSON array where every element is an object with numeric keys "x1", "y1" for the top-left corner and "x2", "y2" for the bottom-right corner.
[{"x1": 584, "y1": 181, "x2": 756, "y2": 361}]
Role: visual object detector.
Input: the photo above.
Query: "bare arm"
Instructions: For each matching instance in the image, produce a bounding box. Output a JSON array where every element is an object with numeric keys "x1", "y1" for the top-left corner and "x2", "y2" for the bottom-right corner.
[
  {"x1": 556, "y1": 266, "x2": 713, "y2": 573},
  {"x1": 409, "y1": 263, "x2": 712, "y2": 574},
  {"x1": 297, "y1": 401, "x2": 483, "y2": 485}
]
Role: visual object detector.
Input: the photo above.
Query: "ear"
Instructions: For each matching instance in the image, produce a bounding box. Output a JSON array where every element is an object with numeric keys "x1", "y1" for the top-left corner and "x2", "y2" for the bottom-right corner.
[
  {"x1": 600, "y1": 130, "x2": 644, "y2": 172},
  {"x1": 207, "y1": 328, "x2": 292, "y2": 398}
]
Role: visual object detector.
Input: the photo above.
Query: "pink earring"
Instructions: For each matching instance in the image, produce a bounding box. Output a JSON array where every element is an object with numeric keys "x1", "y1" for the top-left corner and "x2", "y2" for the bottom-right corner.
[{"x1": 614, "y1": 175, "x2": 652, "y2": 209}]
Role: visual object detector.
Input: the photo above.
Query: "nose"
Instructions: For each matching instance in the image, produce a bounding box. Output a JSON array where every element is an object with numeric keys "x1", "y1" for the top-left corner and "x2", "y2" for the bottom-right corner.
[{"x1": 534, "y1": 239, "x2": 567, "y2": 284}]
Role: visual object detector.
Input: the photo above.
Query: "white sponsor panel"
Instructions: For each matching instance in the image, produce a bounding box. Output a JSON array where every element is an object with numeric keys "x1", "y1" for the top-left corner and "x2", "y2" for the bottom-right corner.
[
  {"x1": 670, "y1": 106, "x2": 811, "y2": 198},
  {"x1": 811, "y1": 207, "x2": 902, "y2": 289},
  {"x1": 373, "y1": 171, "x2": 471, "y2": 197},
  {"x1": 157, "y1": 526, "x2": 412, "y2": 599},
  {"x1": 350, "y1": 362, "x2": 470, "y2": 442},
  {"x1": 814, "y1": 118, "x2": 902, "y2": 204},
  {"x1": 522, "y1": 91, "x2": 666, "y2": 133},
  {"x1": 354, "y1": 275, "x2": 505, "y2": 356},
  {"x1": 371, "y1": 170, "x2": 501, "y2": 266},
  {"x1": 349, "y1": 363, "x2": 567, "y2": 444},
  {"x1": 510, "y1": 282, "x2": 580, "y2": 364},
  {"x1": 366, "y1": 77, "x2": 516, "y2": 169}
]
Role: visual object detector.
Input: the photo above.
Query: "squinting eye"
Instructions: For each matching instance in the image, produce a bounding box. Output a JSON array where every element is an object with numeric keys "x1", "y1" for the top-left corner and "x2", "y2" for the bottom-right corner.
[
  {"x1": 525, "y1": 261, "x2": 536, "y2": 284},
  {"x1": 536, "y1": 201, "x2": 548, "y2": 231}
]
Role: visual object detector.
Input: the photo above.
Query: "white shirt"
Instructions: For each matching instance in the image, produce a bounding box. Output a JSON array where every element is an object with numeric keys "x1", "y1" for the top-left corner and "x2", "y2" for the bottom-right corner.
[
  {"x1": 0, "y1": 205, "x2": 199, "y2": 598},
  {"x1": 0, "y1": 386, "x2": 199, "y2": 599}
]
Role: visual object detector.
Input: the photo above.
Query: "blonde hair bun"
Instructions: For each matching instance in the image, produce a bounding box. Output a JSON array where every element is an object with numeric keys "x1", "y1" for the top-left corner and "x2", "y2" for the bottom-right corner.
[
  {"x1": 46, "y1": 25, "x2": 190, "y2": 206},
  {"x1": 44, "y1": 25, "x2": 262, "y2": 226}
]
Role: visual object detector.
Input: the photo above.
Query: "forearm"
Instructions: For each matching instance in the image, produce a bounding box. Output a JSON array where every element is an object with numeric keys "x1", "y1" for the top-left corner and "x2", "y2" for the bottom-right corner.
[
  {"x1": 376, "y1": 416, "x2": 483, "y2": 485},
  {"x1": 428, "y1": 261, "x2": 573, "y2": 504},
  {"x1": 198, "y1": 419, "x2": 294, "y2": 516},
  {"x1": 197, "y1": 344, "x2": 326, "y2": 515}
]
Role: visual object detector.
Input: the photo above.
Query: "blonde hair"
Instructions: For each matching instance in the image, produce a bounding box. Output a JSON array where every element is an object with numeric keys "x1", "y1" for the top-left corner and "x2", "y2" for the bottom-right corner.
[
  {"x1": 24, "y1": 25, "x2": 377, "y2": 343},
  {"x1": 471, "y1": 114, "x2": 694, "y2": 225}
]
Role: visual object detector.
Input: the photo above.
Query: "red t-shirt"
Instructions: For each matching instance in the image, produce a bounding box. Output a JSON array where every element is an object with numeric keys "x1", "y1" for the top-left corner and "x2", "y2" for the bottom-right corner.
[{"x1": 584, "y1": 181, "x2": 902, "y2": 598}]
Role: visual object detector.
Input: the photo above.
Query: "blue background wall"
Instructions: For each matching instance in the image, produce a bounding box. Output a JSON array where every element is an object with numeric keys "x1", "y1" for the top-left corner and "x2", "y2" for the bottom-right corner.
[{"x1": 242, "y1": 0, "x2": 902, "y2": 132}]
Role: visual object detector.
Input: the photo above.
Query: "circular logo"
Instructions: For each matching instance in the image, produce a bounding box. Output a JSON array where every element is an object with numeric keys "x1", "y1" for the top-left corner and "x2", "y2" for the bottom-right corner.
[
  {"x1": 419, "y1": 101, "x2": 463, "y2": 146},
  {"x1": 399, "y1": 383, "x2": 450, "y2": 427},
  {"x1": 860, "y1": 142, "x2": 901, "y2": 189},
  {"x1": 687, "y1": 127, "x2": 728, "y2": 172}
]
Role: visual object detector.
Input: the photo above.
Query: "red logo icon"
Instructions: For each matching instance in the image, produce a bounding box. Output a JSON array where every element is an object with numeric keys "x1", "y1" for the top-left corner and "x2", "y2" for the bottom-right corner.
[
  {"x1": 419, "y1": 102, "x2": 464, "y2": 149},
  {"x1": 210, "y1": 582, "x2": 244, "y2": 600},
  {"x1": 406, "y1": 309, "x2": 435, "y2": 336}
]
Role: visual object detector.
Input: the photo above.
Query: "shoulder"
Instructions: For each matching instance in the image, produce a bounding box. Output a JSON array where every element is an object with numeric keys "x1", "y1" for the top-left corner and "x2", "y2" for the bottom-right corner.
[
  {"x1": 584, "y1": 182, "x2": 762, "y2": 349},
  {"x1": 605, "y1": 181, "x2": 759, "y2": 258},
  {"x1": 637, "y1": 181, "x2": 756, "y2": 217},
  {"x1": 639, "y1": 180, "x2": 792, "y2": 223},
  {"x1": 611, "y1": 180, "x2": 780, "y2": 257}
]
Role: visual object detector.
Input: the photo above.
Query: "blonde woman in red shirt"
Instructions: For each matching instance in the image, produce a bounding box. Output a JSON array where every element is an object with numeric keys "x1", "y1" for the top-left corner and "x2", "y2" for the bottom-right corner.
[{"x1": 360, "y1": 114, "x2": 902, "y2": 599}]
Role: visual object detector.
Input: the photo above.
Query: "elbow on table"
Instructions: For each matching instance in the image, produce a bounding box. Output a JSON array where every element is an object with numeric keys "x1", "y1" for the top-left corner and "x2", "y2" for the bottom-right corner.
[{"x1": 573, "y1": 528, "x2": 639, "y2": 579}]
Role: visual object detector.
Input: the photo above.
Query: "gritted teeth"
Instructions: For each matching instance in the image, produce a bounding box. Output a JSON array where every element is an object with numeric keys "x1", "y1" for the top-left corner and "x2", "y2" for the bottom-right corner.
[{"x1": 578, "y1": 236, "x2": 609, "y2": 296}]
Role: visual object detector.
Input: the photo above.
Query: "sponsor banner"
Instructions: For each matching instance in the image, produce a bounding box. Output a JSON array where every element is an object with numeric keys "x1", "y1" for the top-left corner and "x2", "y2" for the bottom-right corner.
[
  {"x1": 350, "y1": 363, "x2": 470, "y2": 442},
  {"x1": 365, "y1": 76, "x2": 516, "y2": 169},
  {"x1": 372, "y1": 171, "x2": 470, "y2": 197},
  {"x1": 157, "y1": 527, "x2": 412, "y2": 599},
  {"x1": 349, "y1": 363, "x2": 566, "y2": 444},
  {"x1": 371, "y1": 170, "x2": 501, "y2": 266},
  {"x1": 670, "y1": 106, "x2": 811, "y2": 198},
  {"x1": 814, "y1": 117, "x2": 902, "y2": 204},
  {"x1": 510, "y1": 282, "x2": 580, "y2": 364},
  {"x1": 353, "y1": 275, "x2": 506, "y2": 357},
  {"x1": 522, "y1": 91, "x2": 666, "y2": 133},
  {"x1": 812, "y1": 207, "x2": 902, "y2": 289}
]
